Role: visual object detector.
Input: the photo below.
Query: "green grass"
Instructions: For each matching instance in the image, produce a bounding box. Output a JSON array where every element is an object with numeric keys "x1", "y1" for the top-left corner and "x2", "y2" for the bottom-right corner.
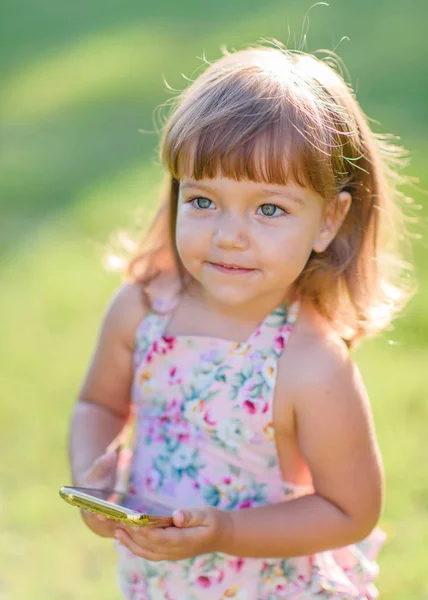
[{"x1": 1, "y1": 0, "x2": 428, "y2": 598}]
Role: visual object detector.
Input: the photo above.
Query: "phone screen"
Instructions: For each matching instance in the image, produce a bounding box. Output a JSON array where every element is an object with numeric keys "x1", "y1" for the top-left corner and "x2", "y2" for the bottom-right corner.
[{"x1": 64, "y1": 487, "x2": 172, "y2": 516}]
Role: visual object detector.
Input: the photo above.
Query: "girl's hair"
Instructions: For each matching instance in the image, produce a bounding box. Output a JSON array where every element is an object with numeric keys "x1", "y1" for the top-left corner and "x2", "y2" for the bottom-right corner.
[{"x1": 124, "y1": 42, "x2": 414, "y2": 346}]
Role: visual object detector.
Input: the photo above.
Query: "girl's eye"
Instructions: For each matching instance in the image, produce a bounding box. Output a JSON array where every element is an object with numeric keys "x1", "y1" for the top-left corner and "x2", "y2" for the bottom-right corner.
[
  {"x1": 257, "y1": 204, "x2": 285, "y2": 217},
  {"x1": 191, "y1": 197, "x2": 214, "y2": 210}
]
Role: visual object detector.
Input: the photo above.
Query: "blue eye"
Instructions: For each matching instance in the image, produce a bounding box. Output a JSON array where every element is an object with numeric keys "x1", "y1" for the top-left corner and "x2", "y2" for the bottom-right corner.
[
  {"x1": 257, "y1": 204, "x2": 284, "y2": 217},
  {"x1": 192, "y1": 197, "x2": 213, "y2": 210}
]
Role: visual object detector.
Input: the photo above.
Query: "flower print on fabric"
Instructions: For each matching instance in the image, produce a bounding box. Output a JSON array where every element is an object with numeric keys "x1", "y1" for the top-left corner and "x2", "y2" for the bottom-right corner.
[
  {"x1": 116, "y1": 297, "x2": 386, "y2": 600},
  {"x1": 198, "y1": 465, "x2": 269, "y2": 511}
]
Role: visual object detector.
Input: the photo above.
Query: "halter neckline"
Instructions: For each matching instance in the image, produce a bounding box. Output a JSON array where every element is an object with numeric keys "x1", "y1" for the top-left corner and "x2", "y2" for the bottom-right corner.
[{"x1": 138, "y1": 288, "x2": 300, "y2": 350}]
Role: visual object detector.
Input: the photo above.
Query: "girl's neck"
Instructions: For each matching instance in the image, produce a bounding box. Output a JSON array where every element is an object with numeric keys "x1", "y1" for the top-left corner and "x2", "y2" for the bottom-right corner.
[{"x1": 184, "y1": 278, "x2": 295, "y2": 328}]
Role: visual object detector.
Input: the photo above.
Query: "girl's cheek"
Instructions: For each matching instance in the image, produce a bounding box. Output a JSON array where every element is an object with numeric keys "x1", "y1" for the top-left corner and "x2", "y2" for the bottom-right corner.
[
  {"x1": 177, "y1": 217, "x2": 211, "y2": 246},
  {"x1": 176, "y1": 228, "x2": 206, "y2": 267}
]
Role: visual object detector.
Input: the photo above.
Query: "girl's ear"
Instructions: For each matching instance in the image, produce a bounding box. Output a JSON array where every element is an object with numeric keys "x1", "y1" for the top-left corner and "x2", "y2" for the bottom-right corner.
[{"x1": 312, "y1": 191, "x2": 352, "y2": 253}]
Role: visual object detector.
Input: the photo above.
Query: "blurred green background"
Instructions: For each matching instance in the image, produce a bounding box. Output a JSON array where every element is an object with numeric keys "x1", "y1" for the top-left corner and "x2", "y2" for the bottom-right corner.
[{"x1": 1, "y1": 0, "x2": 427, "y2": 598}]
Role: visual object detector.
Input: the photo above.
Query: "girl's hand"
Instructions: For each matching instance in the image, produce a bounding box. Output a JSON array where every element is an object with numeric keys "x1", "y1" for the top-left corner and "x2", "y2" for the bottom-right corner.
[
  {"x1": 77, "y1": 449, "x2": 120, "y2": 538},
  {"x1": 114, "y1": 506, "x2": 232, "y2": 561}
]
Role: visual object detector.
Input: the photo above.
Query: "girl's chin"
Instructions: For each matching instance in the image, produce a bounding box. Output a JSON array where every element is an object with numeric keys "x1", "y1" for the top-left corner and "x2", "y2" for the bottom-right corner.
[{"x1": 200, "y1": 286, "x2": 260, "y2": 308}]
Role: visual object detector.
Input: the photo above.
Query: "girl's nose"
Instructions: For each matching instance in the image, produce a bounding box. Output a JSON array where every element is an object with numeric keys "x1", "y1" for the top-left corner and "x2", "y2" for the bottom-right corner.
[{"x1": 213, "y1": 213, "x2": 249, "y2": 250}]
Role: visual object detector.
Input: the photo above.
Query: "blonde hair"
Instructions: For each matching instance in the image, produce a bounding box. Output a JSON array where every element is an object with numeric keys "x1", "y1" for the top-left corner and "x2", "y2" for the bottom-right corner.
[{"x1": 125, "y1": 43, "x2": 414, "y2": 346}]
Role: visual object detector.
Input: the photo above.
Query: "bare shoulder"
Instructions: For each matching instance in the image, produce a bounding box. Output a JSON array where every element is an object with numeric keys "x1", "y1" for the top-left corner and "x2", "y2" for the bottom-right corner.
[
  {"x1": 279, "y1": 299, "x2": 360, "y2": 401},
  {"x1": 275, "y1": 298, "x2": 376, "y2": 444},
  {"x1": 102, "y1": 281, "x2": 149, "y2": 350},
  {"x1": 105, "y1": 271, "x2": 181, "y2": 344}
]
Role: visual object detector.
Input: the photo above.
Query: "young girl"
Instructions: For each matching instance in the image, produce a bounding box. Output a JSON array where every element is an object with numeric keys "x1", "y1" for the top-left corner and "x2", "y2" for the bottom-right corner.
[{"x1": 68, "y1": 42, "x2": 413, "y2": 599}]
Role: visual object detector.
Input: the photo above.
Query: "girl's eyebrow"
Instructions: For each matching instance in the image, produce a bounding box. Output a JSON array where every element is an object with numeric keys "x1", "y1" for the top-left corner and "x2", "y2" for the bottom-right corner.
[
  {"x1": 180, "y1": 181, "x2": 306, "y2": 205},
  {"x1": 258, "y1": 188, "x2": 305, "y2": 206},
  {"x1": 180, "y1": 181, "x2": 211, "y2": 192}
]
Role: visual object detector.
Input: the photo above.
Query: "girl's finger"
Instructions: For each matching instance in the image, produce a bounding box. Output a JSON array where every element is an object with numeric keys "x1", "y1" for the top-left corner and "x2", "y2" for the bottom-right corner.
[
  {"x1": 131, "y1": 525, "x2": 170, "y2": 546},
  {"x1": 172, "y1": 508, "x2": 207, "y2": 528},
  {"x1": 115, "y1": 529, "x2": 163, "y2": 562},
  {"x1": 86, "y1": 450, "x2": 118, "y2": 482},
  {"x1": 106, "y1": 437, "x2": 123, "y2": 453},
  {"x1": 96, "y1": 514, "x2": 108, "y2": 522}
]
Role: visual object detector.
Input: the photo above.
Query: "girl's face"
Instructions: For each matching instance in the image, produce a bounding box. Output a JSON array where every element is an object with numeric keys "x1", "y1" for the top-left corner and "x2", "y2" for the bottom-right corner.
[{"x1": 175, "y1": 176, "x2": 333, "y2": 311}]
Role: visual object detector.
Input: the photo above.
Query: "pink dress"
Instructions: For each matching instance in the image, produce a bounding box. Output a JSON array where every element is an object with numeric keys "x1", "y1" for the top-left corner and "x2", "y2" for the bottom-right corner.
[{"x1": 116, "y1": 291, "x2": 385, "y2": 599}]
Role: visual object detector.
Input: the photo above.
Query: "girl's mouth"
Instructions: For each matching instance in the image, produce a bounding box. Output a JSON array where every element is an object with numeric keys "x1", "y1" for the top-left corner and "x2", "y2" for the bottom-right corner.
[{"x1": 207, "y1": 262, "x2": 256, "y2": 275}]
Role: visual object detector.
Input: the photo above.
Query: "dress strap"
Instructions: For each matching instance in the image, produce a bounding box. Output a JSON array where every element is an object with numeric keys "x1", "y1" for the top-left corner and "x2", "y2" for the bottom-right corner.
[
  {"x1": 133, "y1": 286, "x2": 181, "y2": 370},
  {"x1": 246, "y1": 298, "x2": 300, "y2": 358}
]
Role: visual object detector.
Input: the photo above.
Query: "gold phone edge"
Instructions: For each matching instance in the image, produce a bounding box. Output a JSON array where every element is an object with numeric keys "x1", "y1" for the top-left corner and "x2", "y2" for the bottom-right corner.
[{"x1": 59, "y1": 488, "x2": 171, "y2": 527}]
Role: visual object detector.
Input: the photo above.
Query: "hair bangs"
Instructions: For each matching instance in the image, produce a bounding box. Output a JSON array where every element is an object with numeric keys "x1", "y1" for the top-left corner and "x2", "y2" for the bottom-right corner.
[
  {"x1": 168, "y1": 119, "x2": 314, "y2": 191},
  {"x1": 161, "y1": 71, "x2": 339, "y2": 198}
]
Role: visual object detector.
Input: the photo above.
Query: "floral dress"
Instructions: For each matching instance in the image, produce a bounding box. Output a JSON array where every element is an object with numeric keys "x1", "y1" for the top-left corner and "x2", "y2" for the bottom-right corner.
[{"x1": 116, "y1": 291, "x2": 385, "y2": 600}]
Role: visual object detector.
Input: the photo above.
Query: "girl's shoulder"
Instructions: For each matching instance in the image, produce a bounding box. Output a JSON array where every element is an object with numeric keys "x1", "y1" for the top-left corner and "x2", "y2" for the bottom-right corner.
[
  {"x1": 105, "y1": 273, "x2": 180, "y2": 349},
  {"x1": 274, "y1": 299, "x2": 375, "y2": 461},
  {"x1": 278, "y1": 299, "x2": 361, "y2": 400},
  {"x1": 102, "y1": 282, "x2": 148, "y2": 351}
]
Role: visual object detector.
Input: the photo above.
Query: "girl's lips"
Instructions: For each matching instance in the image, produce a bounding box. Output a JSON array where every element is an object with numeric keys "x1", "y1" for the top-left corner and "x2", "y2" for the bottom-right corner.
[{"x1": 208, "y1": 262, "x2": 256, "y2": 274}]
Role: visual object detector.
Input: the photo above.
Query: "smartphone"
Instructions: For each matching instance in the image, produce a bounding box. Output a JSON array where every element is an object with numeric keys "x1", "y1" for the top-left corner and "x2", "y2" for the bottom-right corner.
[{"x1": 59, "y1": 486, "x2": 174, "y2": 527}]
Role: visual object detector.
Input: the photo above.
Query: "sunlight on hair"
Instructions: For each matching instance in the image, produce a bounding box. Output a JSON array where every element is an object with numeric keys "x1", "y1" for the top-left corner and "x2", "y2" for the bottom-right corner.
[
  {"x1": 124, "y1": 42, "x2": 416, "y2": 345},
  {"x1": 104, "y1": 231, "x2": 138, "y2": 272},
  {"x1": 368, "y1": 304, "x2": 394, "y2": 330},
  {"x1": 105, "y1": 254, "x2": 127, "y2": 272},
  {"x1": 116, "y1": 231, "x2": 138, "y2": 254}
]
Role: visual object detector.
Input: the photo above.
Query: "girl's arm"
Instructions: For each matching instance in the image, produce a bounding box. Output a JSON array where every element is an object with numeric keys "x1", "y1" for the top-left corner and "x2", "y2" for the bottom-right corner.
[
  {"x1": 218, "y1": 341, "x2": 384, "y2": 558},
  {"x1": 68, "y1": 283, "x2": 147, "y2": 485}
]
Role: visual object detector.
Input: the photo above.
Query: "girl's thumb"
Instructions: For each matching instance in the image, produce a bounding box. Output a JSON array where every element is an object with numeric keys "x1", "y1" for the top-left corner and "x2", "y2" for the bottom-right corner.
[
  {"x1": 172, "y1": 509, "x2": 205, "y2": 528},
  {"x1": 86, "y1": 449, "x2": 118, "y2": 482}
]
